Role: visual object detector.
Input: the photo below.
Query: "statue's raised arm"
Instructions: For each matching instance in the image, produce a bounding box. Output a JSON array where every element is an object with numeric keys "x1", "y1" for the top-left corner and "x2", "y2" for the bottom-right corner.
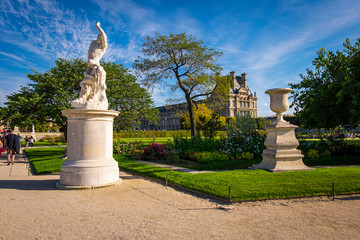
[{"x1": 96, "y1": 21, "x2": 107, "y2": 50}]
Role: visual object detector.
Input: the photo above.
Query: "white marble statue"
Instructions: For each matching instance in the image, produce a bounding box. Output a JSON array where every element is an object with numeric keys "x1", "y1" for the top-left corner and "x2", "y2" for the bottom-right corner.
[{"x1": 71, "y1": 22, "x2": 109, "y2": 110}]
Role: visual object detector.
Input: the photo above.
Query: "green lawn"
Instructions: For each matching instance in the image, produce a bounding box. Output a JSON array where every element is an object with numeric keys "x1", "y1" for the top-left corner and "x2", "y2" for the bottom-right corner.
[
  {"x1": 115, "y1": 155, "x2": 360, "y2": 201},
  {"x1": 25, "y1": 147, "x2": 66, "y2": 174},
  {"x1": 24, "y1": 147, "x2": 360, "y2": 201}
]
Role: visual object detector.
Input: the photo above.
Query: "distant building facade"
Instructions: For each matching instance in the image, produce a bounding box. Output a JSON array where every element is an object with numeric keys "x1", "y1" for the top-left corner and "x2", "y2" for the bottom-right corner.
[
  {"x1": 223, "y1": 72, "x2": 257, "y2": 118},
  {"x1": 140, "y1": 103, "x2": 185, "y2": 131},
  {"x1": 139, "y1": 71, "x2": 257, "y2": 131}
]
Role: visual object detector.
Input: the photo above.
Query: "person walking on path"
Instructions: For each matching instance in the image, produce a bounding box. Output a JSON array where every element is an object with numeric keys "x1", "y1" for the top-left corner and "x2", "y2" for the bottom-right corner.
[{"x1": 4, "y1": 129, "x2": 20, "y2": 165}]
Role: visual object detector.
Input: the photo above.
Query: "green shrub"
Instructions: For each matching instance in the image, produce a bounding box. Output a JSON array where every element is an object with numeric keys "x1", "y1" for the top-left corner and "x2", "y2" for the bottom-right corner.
[
  {"x1": 223, "y1": 133, "x2": 265, "y2": 160},
  {"x1": 257, "y1": 130, "x2": 267, "y2": 137},
  {"x1": 239, "y1": 152, "x2": 253, "y2": 160},
  {"x1": 299, "y1": 139, "x2": 360, "y2": 158},
  {"x1": 226, "y1": 114, "x2": 257, "y2": 137},
  {"x1": 166, "y1": 129, "x2": 265, "y2": 163},
  {"x1": 52, "y1": 135, "x2": 66, "y2": 144},
  {"x1": 114, "y1": 138, "x2": 142, "y2": 154},
  {"x1": 169, "y1": 135, "x2": 222, "y2": 154},
  {"x1": 38, "y1": 135, "x2": 66, "y2": 144},
  {"x1": 165, "y1": 146, "x2": 180, "y2": 163},
  {"x1": 321, "y1": 150, "x2": 331, "y2": 158},
  {"x1": 299, "y1": 139, "x2": 330, "y2": 158},
  {"x1": 308, "y1": 149, "x2": 320, "y2": 158},
  {"x1": 346, "y1": 142, "x2": 360, "y2": 156},
  {"x1": 38, "y1": 135, "x2": 52, "y2": 142},
  {"x1": 191, "y1": 151, "x2": 228, "y2": 163}
]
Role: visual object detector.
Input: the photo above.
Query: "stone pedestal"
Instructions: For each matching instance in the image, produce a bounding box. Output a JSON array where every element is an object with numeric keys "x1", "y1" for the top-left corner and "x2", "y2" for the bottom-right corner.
[
  {"x1": 56, "y1": 109, "x2": 120, "y2": 189},
  {"x1": 253, "y1": 120, "x2": 313, "y2": 172},
  {"x1": 253, "y1": 88, "x2": 313, "y2": 172}
]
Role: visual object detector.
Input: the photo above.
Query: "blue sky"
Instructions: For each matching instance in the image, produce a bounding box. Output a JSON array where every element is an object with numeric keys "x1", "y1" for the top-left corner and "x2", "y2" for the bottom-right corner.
[{"x1": 0, "y1": 0, "x2": 359, "y2": 116}]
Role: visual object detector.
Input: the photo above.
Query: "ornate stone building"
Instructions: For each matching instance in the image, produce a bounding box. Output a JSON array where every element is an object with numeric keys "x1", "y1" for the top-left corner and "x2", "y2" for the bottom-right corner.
[
  {"x1": 222, "y1": 71, "x2": 257, "y2": 118},
  {"x1": 139, "y1": 71, "x2": 257, "y2": 130}
]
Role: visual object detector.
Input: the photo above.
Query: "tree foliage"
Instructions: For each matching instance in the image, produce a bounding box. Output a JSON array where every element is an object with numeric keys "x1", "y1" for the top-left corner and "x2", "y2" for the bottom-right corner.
[
  {"x1": 289, "y1": 38, "x2": 360, "y2": 129},
  {"x1": 283, "y1": 116, "x2": 302, "y2": 127},
  {"x1": 134, "y1": 33, "x2": 230, "y2": 137},
  {"x1": 181, "y1": 103, "x2": 226, "y2": 138},
  {"x1": 226, "y1": 114, "x2": 257, "y2": 137},
  {"x1": 102, "y1": 61, "x2": 159, "y2": 131},
  {"x1": 0, "y1": 58, "x2": 158, "y2": 133},
  {"x1": 255, "y1": 117, "x2": 270, "y2": 130}
]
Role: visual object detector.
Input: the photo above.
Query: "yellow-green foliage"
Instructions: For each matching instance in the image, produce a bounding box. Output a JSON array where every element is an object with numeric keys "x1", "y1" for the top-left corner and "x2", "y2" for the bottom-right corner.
[
  {"x1": 181, "y1": 103, "x2": 226, "y2": 129},
  {"x1": 308, "y1": 149, "x2": 320, "y2": 158}
]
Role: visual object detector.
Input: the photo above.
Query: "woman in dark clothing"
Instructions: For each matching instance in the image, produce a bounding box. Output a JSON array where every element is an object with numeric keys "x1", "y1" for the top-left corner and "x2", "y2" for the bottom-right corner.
[{"x1": 4, "y1": 129, "x2": 19, "y2": 165}]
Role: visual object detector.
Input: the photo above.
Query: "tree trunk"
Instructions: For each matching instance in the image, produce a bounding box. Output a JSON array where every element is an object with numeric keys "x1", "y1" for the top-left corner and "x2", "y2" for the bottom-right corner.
[
  {"x1": 186, "y1": 95, "x2": 196, "y2": 137},
  {"x1": 60, "y1": 122, "x2": 68, "y2": 142}
]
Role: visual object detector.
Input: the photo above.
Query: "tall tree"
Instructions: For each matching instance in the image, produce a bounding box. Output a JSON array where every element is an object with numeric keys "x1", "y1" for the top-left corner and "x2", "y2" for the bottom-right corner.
[
  {"x1": 0, "y1": 58, "x2": 159, "y2": 134},
  {"x1": 134, "y1": 33, "x2": 230, "y2": 137},
  {"x1": 289, "y1": 38, "x2": 360, "y2": 129}
]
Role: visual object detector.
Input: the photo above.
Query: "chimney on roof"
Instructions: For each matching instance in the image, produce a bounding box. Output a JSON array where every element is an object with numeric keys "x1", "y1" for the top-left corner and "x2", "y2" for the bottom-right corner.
[
  {"x1": 241, "y1": 73, "x2": 247, "y2": 89},
  {"x1": 230, "y1": 71, "x2": 236, "y2": 90}
]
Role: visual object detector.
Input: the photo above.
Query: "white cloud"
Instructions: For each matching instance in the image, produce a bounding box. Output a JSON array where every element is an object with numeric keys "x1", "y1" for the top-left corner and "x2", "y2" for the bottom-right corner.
[
  {"x1": 0, "y1": 50, "x2": 24, "y2": 61},
  {"x1": 0, "y1": 0, "x2": 95, "y2": 62},
  {"x1": 218, "y1": 47, "x2": 250, "y2": 55}
]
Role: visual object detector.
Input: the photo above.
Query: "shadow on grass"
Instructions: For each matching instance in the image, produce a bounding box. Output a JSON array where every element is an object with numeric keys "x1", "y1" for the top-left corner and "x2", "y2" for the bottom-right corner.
[{"x1": 0, "y1": 179, "x2": 59, "y2": 191}]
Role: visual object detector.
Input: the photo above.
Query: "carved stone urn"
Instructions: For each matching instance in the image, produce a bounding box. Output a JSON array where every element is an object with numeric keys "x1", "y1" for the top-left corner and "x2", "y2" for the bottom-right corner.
[
  {"x1": 252, "y1": 88, "x2": 313, "y2": 172},
  {"x1": 266, "y1": 88, "x2": 292, "y2": 122}
]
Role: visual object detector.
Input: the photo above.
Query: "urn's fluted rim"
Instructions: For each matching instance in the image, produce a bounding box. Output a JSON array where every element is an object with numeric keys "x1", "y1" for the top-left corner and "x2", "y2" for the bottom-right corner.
[{"x1": 265, "y1": 88, "x2": 293, "y2": 95}]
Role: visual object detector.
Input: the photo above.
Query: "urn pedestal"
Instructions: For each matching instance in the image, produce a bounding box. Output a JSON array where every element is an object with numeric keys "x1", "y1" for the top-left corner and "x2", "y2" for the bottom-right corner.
[
  {"x1": 56, "y1": 109, "x2": 121, "y2": 189},
  {"x1": 253, "y1": 88, "x2": 313, "y2": 172}
]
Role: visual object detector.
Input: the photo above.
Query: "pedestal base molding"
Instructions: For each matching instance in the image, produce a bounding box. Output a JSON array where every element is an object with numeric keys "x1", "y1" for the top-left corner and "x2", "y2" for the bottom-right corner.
[{"x1": 253, "y1": 120, "x2": 314, "y2": 172}]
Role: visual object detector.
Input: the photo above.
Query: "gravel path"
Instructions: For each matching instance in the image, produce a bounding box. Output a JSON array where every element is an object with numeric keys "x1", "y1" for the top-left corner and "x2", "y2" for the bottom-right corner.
[{"x1": 1, "y1": 152, "x2": 360, "y2": 239}]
